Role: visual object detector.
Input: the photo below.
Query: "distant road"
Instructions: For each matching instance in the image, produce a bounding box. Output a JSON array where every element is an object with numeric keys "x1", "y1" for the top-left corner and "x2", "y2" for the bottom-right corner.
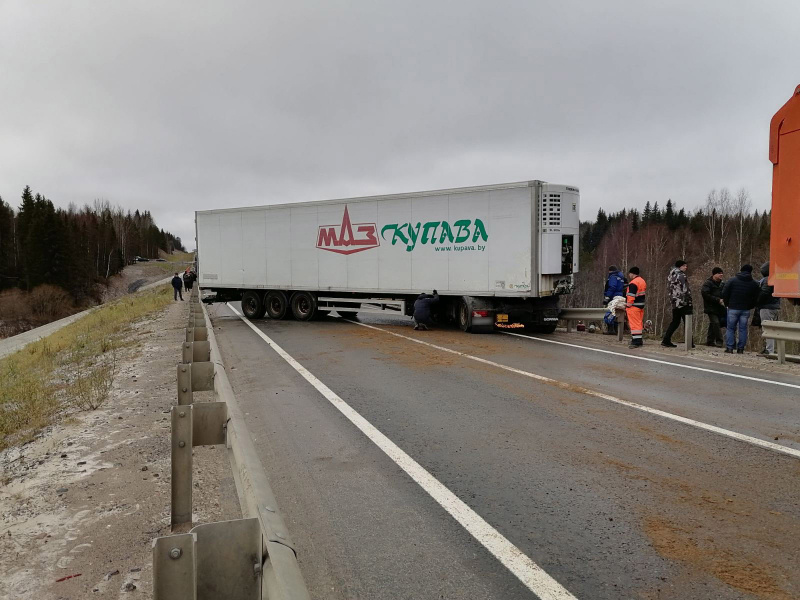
[
  {"x1": 207, "y1": 302, "x2": 800, "y2": 600},
  {"x1": 0, "y1": 276, "x2": 170, "y2": 360}
]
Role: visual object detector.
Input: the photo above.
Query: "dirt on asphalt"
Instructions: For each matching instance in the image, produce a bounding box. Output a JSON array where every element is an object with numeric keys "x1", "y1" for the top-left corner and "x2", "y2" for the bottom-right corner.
[{"x1": 0, "y1": 299, "x2": 239, "y2": 600}]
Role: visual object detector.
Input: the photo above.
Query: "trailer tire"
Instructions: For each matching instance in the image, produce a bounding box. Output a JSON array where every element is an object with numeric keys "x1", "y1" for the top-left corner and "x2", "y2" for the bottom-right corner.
[
  {"x1": 241, "y1": 291, "x2": 266, "y2": 319},
  {"x1": 290, "y1": 291, "x2": 317, "y2": 321},
  {"x1": 531, "y1": 322, "x2": 558, "y2": 334},
  {"x1": 265, "y1": 291, "x2": 288, "y2": 319},
  {"x1": 457, "y1": 299, "x2": 473, "y2": 332}
]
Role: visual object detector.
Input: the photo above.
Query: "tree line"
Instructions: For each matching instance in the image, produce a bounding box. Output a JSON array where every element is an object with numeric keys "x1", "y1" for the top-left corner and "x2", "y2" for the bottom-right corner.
[
  {"x1": 570, "y1": 188, "x2": 793, "y2": 347},
  {"x1": 0, "y1": 186, "x2": 184, "y2": 303}
]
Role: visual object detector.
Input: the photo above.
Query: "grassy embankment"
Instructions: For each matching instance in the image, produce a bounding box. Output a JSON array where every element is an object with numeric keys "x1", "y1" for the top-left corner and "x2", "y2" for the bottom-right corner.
[
  {"x1": 0, "y1": 285, "x2": 173, "y2": 451},
  {"x1": 151, "y1": 250, "x2": 196, "y2": 273}
]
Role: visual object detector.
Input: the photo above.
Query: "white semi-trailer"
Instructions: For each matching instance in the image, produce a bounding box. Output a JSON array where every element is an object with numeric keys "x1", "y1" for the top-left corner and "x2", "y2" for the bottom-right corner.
[{"x1": 196, "y1": 180, "x2": 579, "y2": 333}]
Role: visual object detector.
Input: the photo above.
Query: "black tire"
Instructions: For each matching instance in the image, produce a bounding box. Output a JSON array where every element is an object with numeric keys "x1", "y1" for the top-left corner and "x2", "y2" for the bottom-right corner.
[
  {"x1": 290, "y1": 291, "x2": 317, "y2": 321},
  {"x1": 265, "y1": 291, "x2": 288, "y2": 319},
  {"x1": 241, "y1": 291, "x2": 266, "y2": 319},
  {"x1": 457, "y1": 299, "x2": 472, "y2": 332},
  {"x1": 530, "y1": 322, "x2": 558, "y2": 334}
]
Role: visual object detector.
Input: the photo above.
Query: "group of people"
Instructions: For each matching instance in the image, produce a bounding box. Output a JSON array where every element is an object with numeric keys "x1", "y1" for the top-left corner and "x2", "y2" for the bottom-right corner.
[
  {"x1": 171, "y1": 267, "x2": 197, "y2": 301},
  {"x1": 604, "y1": 261, "x2": 780, "y2": 353}
]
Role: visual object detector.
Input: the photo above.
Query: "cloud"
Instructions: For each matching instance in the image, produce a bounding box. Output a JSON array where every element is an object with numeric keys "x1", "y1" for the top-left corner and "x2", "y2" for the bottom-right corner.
[{"x1": 1, "y1": 0, "x2": 798, "y2": 247}]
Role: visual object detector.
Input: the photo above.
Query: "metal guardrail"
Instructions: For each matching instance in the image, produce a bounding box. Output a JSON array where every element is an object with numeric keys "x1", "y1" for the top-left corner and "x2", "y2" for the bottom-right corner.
[
  {"x1": 761, "y1": 320, "x2": 800, "y2": 364},
  {"x1": 559, "y1": 307, "x2": 626, "y2": 342},
  {"x1": 560, "y1": 307, "x2": 695, "y2": 352},
  {"x1": 151, "y1": 288, "x2": 311, "y2": 600}
]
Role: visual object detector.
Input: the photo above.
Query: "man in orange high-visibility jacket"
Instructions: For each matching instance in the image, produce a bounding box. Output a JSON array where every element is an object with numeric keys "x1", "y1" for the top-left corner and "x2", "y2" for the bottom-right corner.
[{"x1": 626, "y1": 267, "x2": 647, "y2": 349}]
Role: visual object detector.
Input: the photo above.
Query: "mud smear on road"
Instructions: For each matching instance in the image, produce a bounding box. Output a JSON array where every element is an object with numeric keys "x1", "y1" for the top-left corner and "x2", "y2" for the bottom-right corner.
[
  {"x1": 644, "y1": 516, "x2": 793, "y2": 600},
  {"x1": 593, "y1": 451, "x2": 798, "y2": 599}
]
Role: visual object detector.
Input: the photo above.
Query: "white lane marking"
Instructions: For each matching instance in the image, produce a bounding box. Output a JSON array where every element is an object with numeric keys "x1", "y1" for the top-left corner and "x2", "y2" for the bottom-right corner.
[
  {"x1": 226, "y1": 304, "x2": 576, "y2": 600},
  {"x1": 347, "y1": 320, "x2": 800, "y2": 461},
  {"x1": 502, "y1": 331, "x2": 800, "y2": 391}
]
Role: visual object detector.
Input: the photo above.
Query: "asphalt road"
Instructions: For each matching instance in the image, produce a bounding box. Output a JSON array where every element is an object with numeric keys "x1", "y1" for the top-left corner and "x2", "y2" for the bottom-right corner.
[{"x1": 207, "y1": 303, "x2": 800, "y2": 600}]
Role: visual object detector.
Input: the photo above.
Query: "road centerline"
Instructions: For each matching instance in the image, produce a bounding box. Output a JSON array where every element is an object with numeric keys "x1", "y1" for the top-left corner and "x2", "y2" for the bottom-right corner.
[
  {"x1": 345, "y1": 319, "x2": 800, "y2": 461},
  {"x1": 226, "y1": 303, "x2": 577, "y2": 600}
]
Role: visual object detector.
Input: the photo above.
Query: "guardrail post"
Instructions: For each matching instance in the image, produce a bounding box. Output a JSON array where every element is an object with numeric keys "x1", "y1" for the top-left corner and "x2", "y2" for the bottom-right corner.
[
  {"x1": 778, "y1": 339, "x2": 786, "y2": 364},
  {"x1": 684, "y1": 314, "x2": 693, "y2": 352},
  {"x1": 566, "y1": 319, "x2": 573, "y2": 333},
  {"x1": 178, "y1": 364, "x2": 193, "y2": 405},
  {"x1": 171, "y1": 405, "x2": 193, "y2": 529},
  {"x1": 186, "y1": 327, "x2": 208, "y2": 343},
  {"x1": 616, "y1": 309, "x2": 625, "y2": 342},
  {"x1": 182, "y1": 341, "x2": 211, "y2": 364},
  {"x1": 153, "y1": 533, "x2": 197, "y2": 599}
]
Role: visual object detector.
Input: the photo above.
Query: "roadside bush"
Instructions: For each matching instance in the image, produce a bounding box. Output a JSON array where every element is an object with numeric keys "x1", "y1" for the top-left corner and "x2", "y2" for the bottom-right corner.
[
  {"x1": 28, "y1": 284, "x2": 74, "y2": 321},
  {"x1": 0, "y1": 289, "x2": 33, "y2": 337}
]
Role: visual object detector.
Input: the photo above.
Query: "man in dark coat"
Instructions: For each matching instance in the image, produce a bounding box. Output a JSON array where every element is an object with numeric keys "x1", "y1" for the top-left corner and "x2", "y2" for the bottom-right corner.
[
  {"x1": 757, "y1": 262, "x2": 781, "y2": 355},
  {"x1": 701, "y1": 267, "x2": 726, "y2": 347},
  {"x1": 171, "y1": 272, "x2": 184, "y2": 301},
  {"x1": 413, "y1": 290, "x2": 439, "y2": 330},
  {"x1": 183, "y1": 268, "x2": 195, "y2": 292},
  {"x1": 721, "y1": 264, "x2": 760, "y2": 353}
]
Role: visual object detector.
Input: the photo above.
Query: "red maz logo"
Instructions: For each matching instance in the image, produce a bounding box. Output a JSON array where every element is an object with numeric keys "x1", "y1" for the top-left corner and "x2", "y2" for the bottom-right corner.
[{"x1": 316, "y1": 206, "x2": 380, "y2": 255}]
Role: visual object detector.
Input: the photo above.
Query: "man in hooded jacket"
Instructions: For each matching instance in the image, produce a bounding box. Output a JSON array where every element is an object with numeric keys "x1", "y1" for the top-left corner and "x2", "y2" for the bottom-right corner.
[
  {"x1": 721, "y1": 264, "x2": 760, "y2": 353},
  {"x1": 701, "y1": 267, "x2": 726, "y2": 347},
  {"x1": 757, "y1": 262, "x2": 781, "y2": 355}
]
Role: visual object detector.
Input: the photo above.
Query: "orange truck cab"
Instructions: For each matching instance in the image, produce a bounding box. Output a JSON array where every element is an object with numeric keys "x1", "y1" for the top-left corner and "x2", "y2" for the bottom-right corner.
[{"x1": 769, "y1": 84, "x2": 800, "y2": 298}]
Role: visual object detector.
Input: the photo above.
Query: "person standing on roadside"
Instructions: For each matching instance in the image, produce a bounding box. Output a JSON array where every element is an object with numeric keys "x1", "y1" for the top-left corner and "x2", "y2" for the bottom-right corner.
[
  {"x1": 626, "y1": 267, "x2": 647, "y2": 349},
  {"x1": 604, "y1": 265, "x2": 626, "y2": 305},
  {"x1": 757, "y1": 262, "x2": 781, "y2": 355},
  {"x1": 183, "y1": 267, "x2": 195, "y2": 292},
  {"x1": 701, "y1": 267, "x2": 726, "y2": 347},
  {"x1": 662, "y1": 260, "x2": 694, "y2": 348},
  {"x1": 171, "y1": 272, "x2": 184, "y2": 301},
  {"x1": 721, "y1": 264, "x2": 760, "y2": 353},
  {"x1": 603, "y1": 265, "x2": 627, "y2": 335}
]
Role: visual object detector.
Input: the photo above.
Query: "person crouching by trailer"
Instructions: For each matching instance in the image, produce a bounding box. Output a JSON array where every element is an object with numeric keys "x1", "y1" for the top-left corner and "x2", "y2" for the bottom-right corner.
[
  {"x1": 626, "y1": 267, "x2": 647, "y2": 349},
  {"x1": 413, "y1": 290, "x2": 439, "y2": 330}
]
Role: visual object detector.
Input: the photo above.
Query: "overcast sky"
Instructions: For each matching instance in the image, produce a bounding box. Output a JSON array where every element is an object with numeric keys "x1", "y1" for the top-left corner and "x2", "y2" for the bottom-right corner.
[{"x1": 1, "y1": 1, "x2": 798, "y2": 248}]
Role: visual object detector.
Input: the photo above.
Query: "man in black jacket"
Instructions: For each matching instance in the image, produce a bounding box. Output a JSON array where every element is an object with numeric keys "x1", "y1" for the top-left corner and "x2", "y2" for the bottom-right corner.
[
  {"x1": 721, "y1": 264, "x2": 760, "y2": 353},
  {"x1": 171, "y1": 272, "x2": 184, "y2": 301},
  {"x1": 413, "y1": 290, "x2": 439, "y2": 330},
  {"x1": 701, "y1": 267, "x2": 726, "y2": 347}
]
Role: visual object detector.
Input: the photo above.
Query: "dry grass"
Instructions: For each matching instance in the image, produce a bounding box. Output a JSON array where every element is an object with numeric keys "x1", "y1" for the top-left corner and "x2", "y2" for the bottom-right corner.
[
  {"x1": 152, "y1": 250, "x2": 196, "y2": 273},
  {"x1": 0, "y1": 284, "x2": 172, "y2": 450}
]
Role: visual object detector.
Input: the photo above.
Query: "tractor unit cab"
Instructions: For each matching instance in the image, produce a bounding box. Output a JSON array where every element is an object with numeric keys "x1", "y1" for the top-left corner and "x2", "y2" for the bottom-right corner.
[{"x1": 769, "y1": 84, "x2": 800, "y2": 299}]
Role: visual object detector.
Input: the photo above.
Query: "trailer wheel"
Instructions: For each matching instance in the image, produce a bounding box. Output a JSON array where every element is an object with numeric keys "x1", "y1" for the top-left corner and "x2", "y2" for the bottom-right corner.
[
  {"x1": 265, "y1": 291, "x2": 288, "y2": 319},
  {"x1": 530, "y1": 322, "x2": 558, "y2": 334},
  {"x1": 457, "y1": 300, "x2": 473, "y2": 332},
  {"x1": 290, "y1": 291, "x2": 317, "y2": 321},
  {"x1": 241, "y1": 291, "x2": 266, "y2": 319}
]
